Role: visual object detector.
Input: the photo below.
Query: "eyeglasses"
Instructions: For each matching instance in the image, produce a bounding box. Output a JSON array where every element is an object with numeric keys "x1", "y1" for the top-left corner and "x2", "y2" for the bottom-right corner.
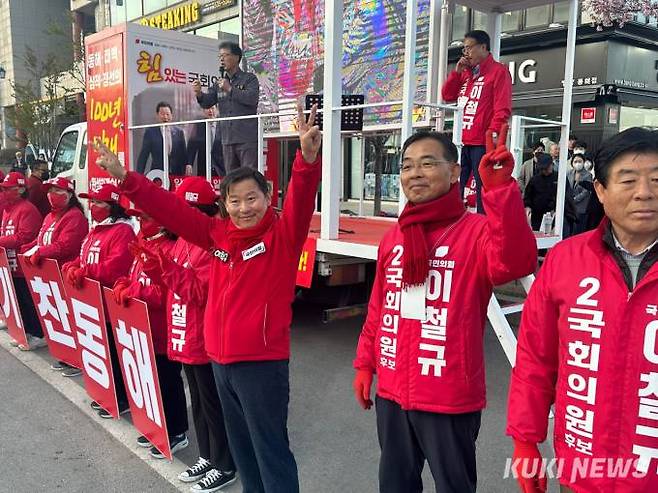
[
  {"x1": 400, "y1": 159, "x2": 454, "y2": 173},
  {"x1": 462, "y1": 43, "x2": 480, "y2": 54}
]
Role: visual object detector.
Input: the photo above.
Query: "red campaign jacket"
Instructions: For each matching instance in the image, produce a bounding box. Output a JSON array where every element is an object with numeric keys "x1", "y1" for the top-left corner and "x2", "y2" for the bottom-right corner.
[
  {"x1": 21, "y1": 207, "x2": 89, "y2": 265},
  {"x1": 125, "y1": 233, "x2": 175, "y2": 355},
  {"x1": 441, "y1": 54, "x2": 512, "y2": 146},
  {"x1": 63, "y1": 219, "x2": 136, "y2": 288},
  {"x1": 0, "y1": 200, "x2": 42, "y2": 277},
  {"x1": 120, "y1": 150, "x2": 321, "y2": 364},
  {"x1": 354, "y1": 181, "x2": 536, "y2": 413},
  {"x1": 507, "y1": 221, "x2": 658, "y2": 492},
  {"x1": 160, "y1": 238, "x2": 212, "y2": 365}
]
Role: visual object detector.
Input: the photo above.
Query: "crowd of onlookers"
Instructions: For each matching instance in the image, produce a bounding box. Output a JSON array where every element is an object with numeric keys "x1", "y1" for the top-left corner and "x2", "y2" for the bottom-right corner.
[{"x1": 519, "y1": 134, "x2": 603, "y2": 236}]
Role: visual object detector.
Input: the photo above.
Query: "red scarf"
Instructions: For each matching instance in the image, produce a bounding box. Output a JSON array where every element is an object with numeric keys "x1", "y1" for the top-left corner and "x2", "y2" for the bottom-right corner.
[
  {"x1": 398, "y1": 184, "x2": 465, "y2": 287},
  {"x1": 225, "y1": 207, "x2": 276, "y2": 254}
]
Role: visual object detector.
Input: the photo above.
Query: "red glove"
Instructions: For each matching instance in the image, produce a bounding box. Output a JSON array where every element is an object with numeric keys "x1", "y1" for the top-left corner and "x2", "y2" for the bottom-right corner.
[
  {"x1": 66, "y1": 266, "x2": 87, "y2": 289},
  {"x1": 28, "y1": 250, "x2": 42, "y2": 267},
  {"x1": 130, "y1": 241, "x2": 164, "y2": 284},
  {"x1": 352, "y1": 369, "x2": 374, "y2": 410},
  {"x1": 112, "y1": 277, "x2": 131, "y2": 305},
  {"x1": 113, "y1": 282, "x2": 135, "y2": 306},
  {"x1": 479, "y1": 123, "x2": 514, "y2": 190},
  {"x1": 512, "y1": 439, "x2": 547, "y2": 493}
]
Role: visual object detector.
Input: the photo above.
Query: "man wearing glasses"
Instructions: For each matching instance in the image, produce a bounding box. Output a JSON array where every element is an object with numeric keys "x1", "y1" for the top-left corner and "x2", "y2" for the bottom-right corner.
[
  {"x1": 353, "y1": 129, "x2": 536, "y2": 492},
  {"x1": 442, "y1": 30, "x2": 512, "y2": 213},
  {"x1": 194, "y1": 41, "x2": 260, "y2": 171}
]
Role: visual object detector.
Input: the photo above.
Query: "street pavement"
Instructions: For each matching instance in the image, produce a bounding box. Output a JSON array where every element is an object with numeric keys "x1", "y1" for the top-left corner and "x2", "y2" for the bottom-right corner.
[{"x1": 0, "y1": 299, "x2": 559, "y2": 492}]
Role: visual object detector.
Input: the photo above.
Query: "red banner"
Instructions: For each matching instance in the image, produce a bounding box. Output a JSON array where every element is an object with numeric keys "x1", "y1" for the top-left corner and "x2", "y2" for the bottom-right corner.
[
  {"x1": 86, "y1": 31, "x2": 128, "y2": 192},
  {"x1": 296, "y1": 237, "x2": 317, "y2": 288},
  {"x1": 103, "y1": 288, "x2": 171, "y2": 460},
  {"x1": 64, "y1": 278, "x2": 119, "y2": 418},
  {"x1": 0, "y1": 247, "x2": 28, "y2": 347},
  {"x1": 20, "y1": 257, "x2": 82, "y2": 368}
]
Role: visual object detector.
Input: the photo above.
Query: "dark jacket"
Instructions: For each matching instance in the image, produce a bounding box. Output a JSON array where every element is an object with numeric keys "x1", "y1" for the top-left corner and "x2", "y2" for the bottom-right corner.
[
  {"x1": 196, "y1": 69, "x2": 259, "y2": 145},
  {"x1": 524, "y1": 171, "x2": 557, "y2": 216},
  {"x1": 136, "y1": 125, "x2": 187, "y2": 176},
  {"x1": 186, "y1": 121, "x2": 225, "y2": 177}
]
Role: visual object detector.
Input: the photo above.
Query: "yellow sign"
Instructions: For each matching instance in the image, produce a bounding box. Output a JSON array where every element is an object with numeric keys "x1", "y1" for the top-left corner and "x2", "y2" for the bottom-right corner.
[{"x1": 139, "y1": 1, "x2": 201, "y2": 30}]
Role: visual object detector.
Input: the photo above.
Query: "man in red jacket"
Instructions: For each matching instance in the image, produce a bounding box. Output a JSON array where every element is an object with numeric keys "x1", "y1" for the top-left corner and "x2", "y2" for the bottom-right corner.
[
  {"x1": 442, "y1": 30, "x2": 512, "y2": 213},
  {"x1": 27, "y1": 159, "x2": 51, "y2": 218},
  {"x1": 353, "y1": 128, "x2": 537, "y2": 493},
  {"x1": 507, "y1": 127, "x2": 658, "y2": 493},
  {"x1": 96, "y1": 104, "x2": 321, "y2": 493}
]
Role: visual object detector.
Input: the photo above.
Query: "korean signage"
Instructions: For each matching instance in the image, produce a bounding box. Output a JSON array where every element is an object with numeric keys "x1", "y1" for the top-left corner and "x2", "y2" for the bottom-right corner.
[
  {"x1": 580, "y1": 108, "x2": 596, "y2": 124},
  {"x1": 21, "y1": 257, "x2": 81, "y2": 368},
  {"x1": 85, "y1": 32, "x2": 127, "y2": 192},
  {"x1": 103, "y1": 288, "x2": 170, "y2": 460},
  {"x1": 296, "y1": 237, "x2": 317, "y2": 288},
  {"x1": 64, "y1": 277, "x2": 120, "y2": 419},
  {"x1": 139, "y1": 1, "x2": 201, "y2": 30},
  {"x1": 201, "y1": 0, "x2": 238, "y2": 15},
  {"x1": 0, "y1": 247, "x2": 27, "y2": 347}
]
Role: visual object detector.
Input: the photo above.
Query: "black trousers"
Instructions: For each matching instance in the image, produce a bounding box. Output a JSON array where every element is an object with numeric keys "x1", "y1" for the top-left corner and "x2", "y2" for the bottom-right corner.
[
  {"x1": 212, "y1": 360, "x2": 298, "y2": 493},
  {"x1": 460, "y1": 145, "x2": 487, "y2": 214},
  {"x1": 13, "y1": 276, "x2": 42, "y2": 338},
  {"x1": 155, "y1": 354, "x2": 188, "y2": 437},
  {"x1": 106, "y1": 324, "x2": 128, "y2": 406},
  {"x1": 184, "y1": 363, "x2": 234, "y2": 472},
  {"x1": 376, "y1": 396, "x2": 481, "y2": 493}
]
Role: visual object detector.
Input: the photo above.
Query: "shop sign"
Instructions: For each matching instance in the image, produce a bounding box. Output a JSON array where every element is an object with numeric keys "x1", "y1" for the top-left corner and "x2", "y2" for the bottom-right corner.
[
  {"x1": 201, "y1": 0, "x2": 237, "y2": 16},
  {"x1": 139, "y1": 1, "x2": 201, "y2": 30},
  {"x1": 608, "y1": 107, "x2": 619, "y2": 125},
  {"x1": 581, "y1": 107, "x2": 596, "y2": 124}
]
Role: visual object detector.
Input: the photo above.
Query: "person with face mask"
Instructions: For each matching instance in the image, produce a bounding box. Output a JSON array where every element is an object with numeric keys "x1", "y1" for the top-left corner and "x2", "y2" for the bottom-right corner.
[
  {"x1": 27, "y1": 159, "x2": 51, "y2": 218},
  {"x1": 567, "y1": 154, "x2": 593, "y2": 235},
  {"x1": 111, "y1": 210, "x2": 190, "y2": 459},
  {"x1": 0, "y1": 172, "x2": 44, "y2": 350},
  {"x1": 20, "y1": 177, "x2": 89, "y2": 374},
  {"x1": 130, "y1": 177, "x2": 236, "y2": 491},
  {"x1": 96, "y1": 103, "x2": 321, "y2": 493},
  {"x1": 61, "y1": 183, "x2": 136, "y2": 418},
  {"x1": 518, "y1": 142, "x2": 545, "y2": 195}
]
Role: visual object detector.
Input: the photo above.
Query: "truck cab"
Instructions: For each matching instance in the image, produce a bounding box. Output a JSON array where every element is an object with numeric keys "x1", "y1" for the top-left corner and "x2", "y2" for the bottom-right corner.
[{"x1": 51, "y1": 122, "x2": 88, "y2": 196}]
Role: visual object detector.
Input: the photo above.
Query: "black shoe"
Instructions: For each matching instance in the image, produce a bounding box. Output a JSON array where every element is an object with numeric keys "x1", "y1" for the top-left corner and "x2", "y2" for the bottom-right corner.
[
  {"x1": 178, "y1": 457, "x2": 212, "y2": 482},
  {"x1": 137, "y1": 435, "x2": 151, "y2": 448},
  {"x1": 150, "y1": 433, "x2": 188, "y2": 459},
  {"x1": 62, "y1": 367, "x2": 82, "y2": 377},
  {"x1": 98, "y1": 405, "x2": 129, "y2": 419},
  {"x1": 90, "y1": 400, "x2": 102, "y2": 411},
  {"x1": 191, "y1": 469, "x2": 237, "y2": 492}
]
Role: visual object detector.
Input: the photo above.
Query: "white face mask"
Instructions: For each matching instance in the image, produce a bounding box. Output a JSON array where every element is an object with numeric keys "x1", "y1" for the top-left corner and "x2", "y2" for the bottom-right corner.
[{"x1": 573, "y1": 161, "x2": 584, "y2": 171}]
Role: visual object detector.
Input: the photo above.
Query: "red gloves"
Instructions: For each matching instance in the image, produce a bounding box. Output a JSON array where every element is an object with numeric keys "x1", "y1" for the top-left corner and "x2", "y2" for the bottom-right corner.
[
  {"x1": 23, "y1": 249, "x2": 42, "y2": 267},
  {"x1": 129, "y1": 241, "x2": 165, "y2": 284},
  {"x1": 63, "y1": 263, "x2": 87, "y2": 289},
  {"x1": 112, "y1": 277, "x2": 133, "y2": 306},
  {"x1": 512, "y1": 439, "x2": 547, "y2": 493},
  {"x1": 479, "y1": 123, "x2": 514, "y2": 190},
  {"x1": 353, "y1": 369, "x2": 374, "y2": 410}
]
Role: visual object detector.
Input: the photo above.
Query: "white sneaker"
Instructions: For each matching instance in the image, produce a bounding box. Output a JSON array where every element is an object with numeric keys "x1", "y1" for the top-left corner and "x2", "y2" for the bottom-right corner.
[
  {"x1": 179, "y1": 457, "x2": 212, "y2": 482},
  {"x1": 18, "y1": 335, "x2": 48, "y2": 351}
]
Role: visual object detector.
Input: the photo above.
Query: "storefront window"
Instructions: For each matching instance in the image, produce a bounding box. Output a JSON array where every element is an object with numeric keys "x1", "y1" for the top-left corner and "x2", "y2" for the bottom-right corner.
[
  {"x1": 619, "y1": 107, "x2": 658, "y2": 130},
  {"x1": 472, "y1": 10, "x2": 487, "y2": 31},
  {"x1": 452, "y1": 5, "x2": 469, "y2": 41},
  {"x1": 195, "y1": 22, "x2": 220, "y2": 39},
  {"x1": 525, "y1": 6, "x2": 550, "y2": 28},
  {"x1": 126, "y1": 2, "x2": 144, "y2": 21},
  {"x1": 553, "y1": 2, "x2": 570, "y2": 24},
  {"x1": 502, "y1": 11, "x2": 521, "y2": 32},
  {"x1": 219, "y1": 17, "x2": 240, "y2": 37}
]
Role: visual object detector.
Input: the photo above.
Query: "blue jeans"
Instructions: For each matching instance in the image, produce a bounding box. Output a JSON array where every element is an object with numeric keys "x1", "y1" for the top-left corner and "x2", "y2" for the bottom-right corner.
[
  {"x1": 460, "y1": 145, "x2": 487, "y2": 214},
  {"x1": 212, "y1": 360, "x2": 299, "y2": 493}
]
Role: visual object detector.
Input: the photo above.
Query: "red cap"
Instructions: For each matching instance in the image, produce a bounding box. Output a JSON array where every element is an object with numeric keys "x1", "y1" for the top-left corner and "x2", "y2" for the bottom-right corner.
[
  {"x1": 79, "y1": 183, "x2": 121, "y2": 203},
  {"x1": 42, "y1": 177, "x2": 75, "y2": 193},
  {"x1": 125, "y1": 207, "x2": 146, "y2": 217},
  {"x1": 175, "y1": 176, "x2": 216, "y2": 205},
  {"x1": 1, "y1": 172, "x2": 27, "y2": 188}
]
